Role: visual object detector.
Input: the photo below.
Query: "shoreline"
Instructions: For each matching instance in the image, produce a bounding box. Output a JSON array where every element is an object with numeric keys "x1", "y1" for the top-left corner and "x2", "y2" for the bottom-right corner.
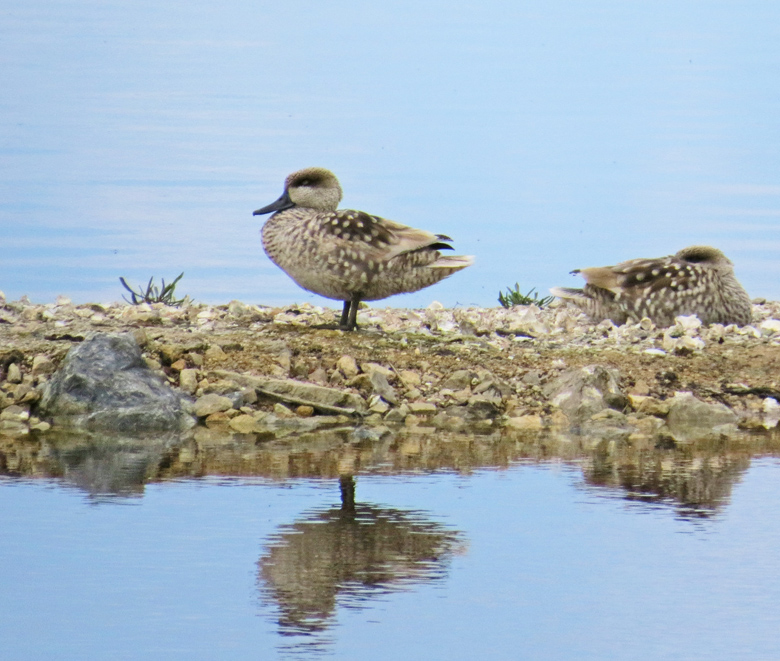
[{"x1": 2, "y1": 296, "x2": 780, "y2": 442}]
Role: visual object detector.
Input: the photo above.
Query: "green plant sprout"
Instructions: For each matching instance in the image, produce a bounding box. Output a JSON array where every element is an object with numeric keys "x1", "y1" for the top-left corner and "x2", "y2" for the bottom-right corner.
[
  {"x1": 498, "y1": 284, "x2": 554, "y2": 309},
  {"x1": 119, "y1": 272, "x2": 188, "y2": 306}
]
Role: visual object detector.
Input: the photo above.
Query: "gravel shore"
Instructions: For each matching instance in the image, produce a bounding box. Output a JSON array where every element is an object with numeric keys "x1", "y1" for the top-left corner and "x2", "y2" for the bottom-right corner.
[{"x1": 2, "y1": 294, "x2": 780, "y2": 442}]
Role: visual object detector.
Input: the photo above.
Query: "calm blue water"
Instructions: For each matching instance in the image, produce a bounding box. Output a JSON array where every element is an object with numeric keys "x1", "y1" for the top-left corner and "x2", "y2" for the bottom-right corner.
[
  {"x1": 1, "y1": 1, "x2": 779, "y2": 307},
  {"x1": 2, "y1": 460, "x2": 780, "y2": 660}
]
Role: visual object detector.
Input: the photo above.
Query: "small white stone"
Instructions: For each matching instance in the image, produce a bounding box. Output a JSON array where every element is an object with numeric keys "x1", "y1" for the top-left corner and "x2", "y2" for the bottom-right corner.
[
  {"x1": 759, "y1": 319, "x2": 780, "y2": 335},
  {"x1": 675, "y1": 315, "x2": 702, "y2": 332}
]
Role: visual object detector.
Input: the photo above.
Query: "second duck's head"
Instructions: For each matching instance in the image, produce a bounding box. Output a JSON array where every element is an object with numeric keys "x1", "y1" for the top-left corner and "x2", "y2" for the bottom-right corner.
[
  {"x1": 675, "y1": 245, "x2": 735, "y2": 273},
  {"x1": 253, "y1": 167, "x2": 343, "y2": 216}
]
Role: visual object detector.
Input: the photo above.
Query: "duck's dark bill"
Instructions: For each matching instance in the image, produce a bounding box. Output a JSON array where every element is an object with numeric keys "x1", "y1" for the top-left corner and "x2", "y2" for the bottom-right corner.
[{"x1": 253, "y1": 190, "x2": 295, "y2": 215}]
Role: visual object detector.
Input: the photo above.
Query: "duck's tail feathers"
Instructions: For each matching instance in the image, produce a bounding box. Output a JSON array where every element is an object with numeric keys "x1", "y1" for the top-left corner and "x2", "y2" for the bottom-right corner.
[
  {"x1": 550, "y1": 286, "x2": 586, "y2": 301},
  {"x1": 429, "y1": 255, "x2": 474, "y2": 269}
]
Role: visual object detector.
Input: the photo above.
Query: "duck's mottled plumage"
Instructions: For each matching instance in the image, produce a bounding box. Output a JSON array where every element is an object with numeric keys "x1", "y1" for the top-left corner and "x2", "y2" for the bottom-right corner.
[
  {"x1": 253, "y1": 167, "x2": 473, "y2": 329},
  {"x1": 550, "y1": 245, "x2": 752, "y2": 327}
]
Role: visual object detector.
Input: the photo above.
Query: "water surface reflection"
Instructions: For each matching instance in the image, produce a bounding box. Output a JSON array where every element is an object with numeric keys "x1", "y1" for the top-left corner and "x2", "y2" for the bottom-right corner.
[
  {"x1": 259, "y1": 476, "x2": 463, "y2": 654},
  {"x1": 3, "y1": 426, "x2": 780, "y2": 515},
  {"x1": 2, "y1": 427, "x2": 780, "y2": 659}
]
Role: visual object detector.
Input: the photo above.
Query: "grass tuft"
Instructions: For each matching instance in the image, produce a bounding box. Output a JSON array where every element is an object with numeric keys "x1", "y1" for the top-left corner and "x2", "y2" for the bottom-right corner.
[
  {"x1": 498, "y1": 284, "x2": 554, "y2": 309},
  {"x1": 119, "y1": 272, "x2": 189, "y2": 306}
]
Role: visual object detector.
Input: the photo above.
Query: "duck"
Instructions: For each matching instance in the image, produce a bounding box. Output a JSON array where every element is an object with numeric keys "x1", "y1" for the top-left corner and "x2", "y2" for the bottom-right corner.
[
  {"x1": 253, "y1": 167, "x2": 473, "y2": 330},
  {"x1": 550, "y1": 245, "x2": 752, "y2": 327}
]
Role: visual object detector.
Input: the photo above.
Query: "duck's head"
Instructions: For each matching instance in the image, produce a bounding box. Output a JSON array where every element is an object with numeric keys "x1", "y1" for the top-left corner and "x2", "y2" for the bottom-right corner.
[
  {"x1": 676, "y1": 245, "x2": 734, "y2": 271},
  {"x1": 253, "y1": 167, "x2": 343, "y2": 216}
]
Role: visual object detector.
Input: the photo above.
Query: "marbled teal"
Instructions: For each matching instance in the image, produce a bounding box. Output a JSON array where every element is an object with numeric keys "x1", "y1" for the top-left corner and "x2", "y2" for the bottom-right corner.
[
  {"x1": 550, "y1": 245, "x2": 752, "y2": 327},
  {"x1": 253, "y1": 167, "x2": 473, "y2": 329}
]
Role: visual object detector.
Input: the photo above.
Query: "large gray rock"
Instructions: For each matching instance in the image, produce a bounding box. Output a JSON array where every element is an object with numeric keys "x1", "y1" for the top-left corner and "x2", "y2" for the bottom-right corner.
[
  {"x1": 544, "y1": 365, "x2": 627, "y2": 428},
  {"x1": 39, "y1": 333, "x2": 194, "y2": 432},
  {"x1": 664, "y1": 392, "x2": 738, "y2": 443}
]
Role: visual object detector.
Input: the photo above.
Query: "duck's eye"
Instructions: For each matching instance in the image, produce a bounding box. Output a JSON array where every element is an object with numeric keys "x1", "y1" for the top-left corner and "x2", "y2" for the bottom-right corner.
[{"x1": 299, "y1": 179, "x2": 311, "y2": 186}]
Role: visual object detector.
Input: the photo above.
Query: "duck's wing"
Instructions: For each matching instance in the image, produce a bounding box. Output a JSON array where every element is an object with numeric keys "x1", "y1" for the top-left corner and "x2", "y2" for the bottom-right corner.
[
  {"x1": 580, "y1": 254, "x2": 716, "y2": 318},
  {"x1": 319, "y1": 210, "x2": 455, "y2": 260}
]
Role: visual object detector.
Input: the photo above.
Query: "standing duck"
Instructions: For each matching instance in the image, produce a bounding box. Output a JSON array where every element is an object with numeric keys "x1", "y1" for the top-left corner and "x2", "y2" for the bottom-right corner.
[
  {"x1": 253, "y1": 167, "x2": 473, "y2": 330},
  {"x1": 550, "y1": 245, "x2": 752, "y2": 327}
]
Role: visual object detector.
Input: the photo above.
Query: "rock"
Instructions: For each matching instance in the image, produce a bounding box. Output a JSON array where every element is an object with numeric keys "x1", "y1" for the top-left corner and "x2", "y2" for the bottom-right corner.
[
  {"x1": 228, "y1": 413, "x2": 260, "y2": 434},
  {"x1": 210, "y1": 370, "x2": 367, "y2": 415},
  {"x1": 274, "y1": 403, "x2": 296, "y2": 418},
  {"x1": 398, "y1": 370, "x2": 422, "y2": 389},
  {"x1": 408, "y1": 402, "x2": 437, "y2": 415},
  {"x1": 0, "y1": 419, "x2": 29, "y2": 435},
  {"x1": 0, "y1": 405, "x2": 29, "y2": 423},
  {"x1": 763, "y1": 397, "x2": 780, "y2": 429},
  {"x1": 204, "y1": 410, "x2": 236, "y2": 427},
  {"x1": 179, "y1": 369, "x2": 199, "y2": 395},
  {"x1": 296, "y1": 405, "x2": 314, "y2": 417},
  {"x1": 31, "y1": 354, "x2": 56, "y2": 376},
  {"x1": 308, "y1": 367, "x2": 328, "y2": 385},
  {"x1": 464, "y1": 395, "x2": 500, "y2": 419},
  {"x1": 344, "y1": 374, "x2": 372, "y2": 390},
  {"x1": 240, "y1": 388, "x2": 258, "y2": 405},
  {"x1": 441, "y1": 369, "x2": 475, "y2": 391},
  {"x1": 6, "y1": 363, "x2": 22, "y2": 384},
  {"x1": 521, "y1": 370, "x2": 542, "y2": 386},
  {"x1": 472, "y1": 369, "x2": 512, "y2": 400},
  {"x1": 368, "y1": 395, "x2": 391, "y2": 414},
  {"x1": 664, "y1": 392, "x2": 739, "y2": 443},
  {"x1": 545, "y1": 365, "x2": 626, "y2": 428},
  {"x1": 384, "y1": 402, "x2": 410, "y2": 423},
  {"x1": 368, "y1": 369, "x2": 398, "y2": 405},
  {"x1": 38, "y1": 332, "x2": 194, "y2": 432},
  {"x1": 193, "y1": 393, "x2": 233, "y2": 418},
  {"x1": 760, "y1": 319, "x2": 780, "y2": 336},
  {"x1": 675, "y1": 315, "x2": 703, "y2": 333},
  {"x1": 204, "y1": 345, "x2": 228, "y2": 363},
  {"x1": 337, "y1": 355, "x2": 359, "y2": 378},
  {"x1": 143, "y1": 356, "x2": 162, "y2": 371},
  {"x1": 503, "y1": 306, "x2": 550, "y2": 335},
  {"x1": 362, "y1": 362, "x2": 394, "y2": 379},
  {"x1": 629, "y1": 395, "x2": 670, "y2": 417},
  {"x1": 159, "y1": 344, "x2": 184, "y2": 364},
  {"x1": 505, "y1": 414, "x2": 543, "y2": 431},
  {"x1": 0, "y1": 390, "x2": 14, "y2": 409}
]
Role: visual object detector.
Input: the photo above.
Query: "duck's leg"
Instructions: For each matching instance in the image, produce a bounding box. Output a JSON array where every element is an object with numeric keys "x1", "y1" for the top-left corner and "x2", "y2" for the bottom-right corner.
[
  {"x1": 339, "y1": 300, "x2": 351, "y2": 328},
  {"x1": 340, "y1": 293, "x2": 361, "y2": 331}
]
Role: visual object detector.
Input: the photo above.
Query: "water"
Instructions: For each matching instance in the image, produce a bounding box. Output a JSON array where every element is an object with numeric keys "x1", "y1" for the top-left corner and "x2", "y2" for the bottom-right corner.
[
  {"x1": 2, "y1": 429, "x2": 780, "y2": 660},
  {"x1": 2, "y1": 1, "x2": 780, "y2": 307}
]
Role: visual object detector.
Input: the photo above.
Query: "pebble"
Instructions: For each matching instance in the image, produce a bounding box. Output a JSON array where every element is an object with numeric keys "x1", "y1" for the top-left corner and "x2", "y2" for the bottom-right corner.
[
  {"x1": 204, "y1": 345, "x2": 228, "y2": 362},
  {"x1": 31, "y1": 355, "x2": 55, "y2": 375},
  {"x1": 6, "y1": 363, "x2": 21, "y2": 384},
  {"x1": 193, "y1": 393, "x2": 233, "y2": 417},
  {"x1": 337, "y1": 355, "x2": 359, "y2": 378},
  {"x1": 505, "y1": 414, "x2": 543, "y2": 431}
]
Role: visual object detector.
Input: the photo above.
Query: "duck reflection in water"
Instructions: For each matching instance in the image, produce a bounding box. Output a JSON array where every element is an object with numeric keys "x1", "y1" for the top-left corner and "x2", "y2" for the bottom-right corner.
[{"x1": 257, "y1": 476, "x2": 464, "y2": 640}]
